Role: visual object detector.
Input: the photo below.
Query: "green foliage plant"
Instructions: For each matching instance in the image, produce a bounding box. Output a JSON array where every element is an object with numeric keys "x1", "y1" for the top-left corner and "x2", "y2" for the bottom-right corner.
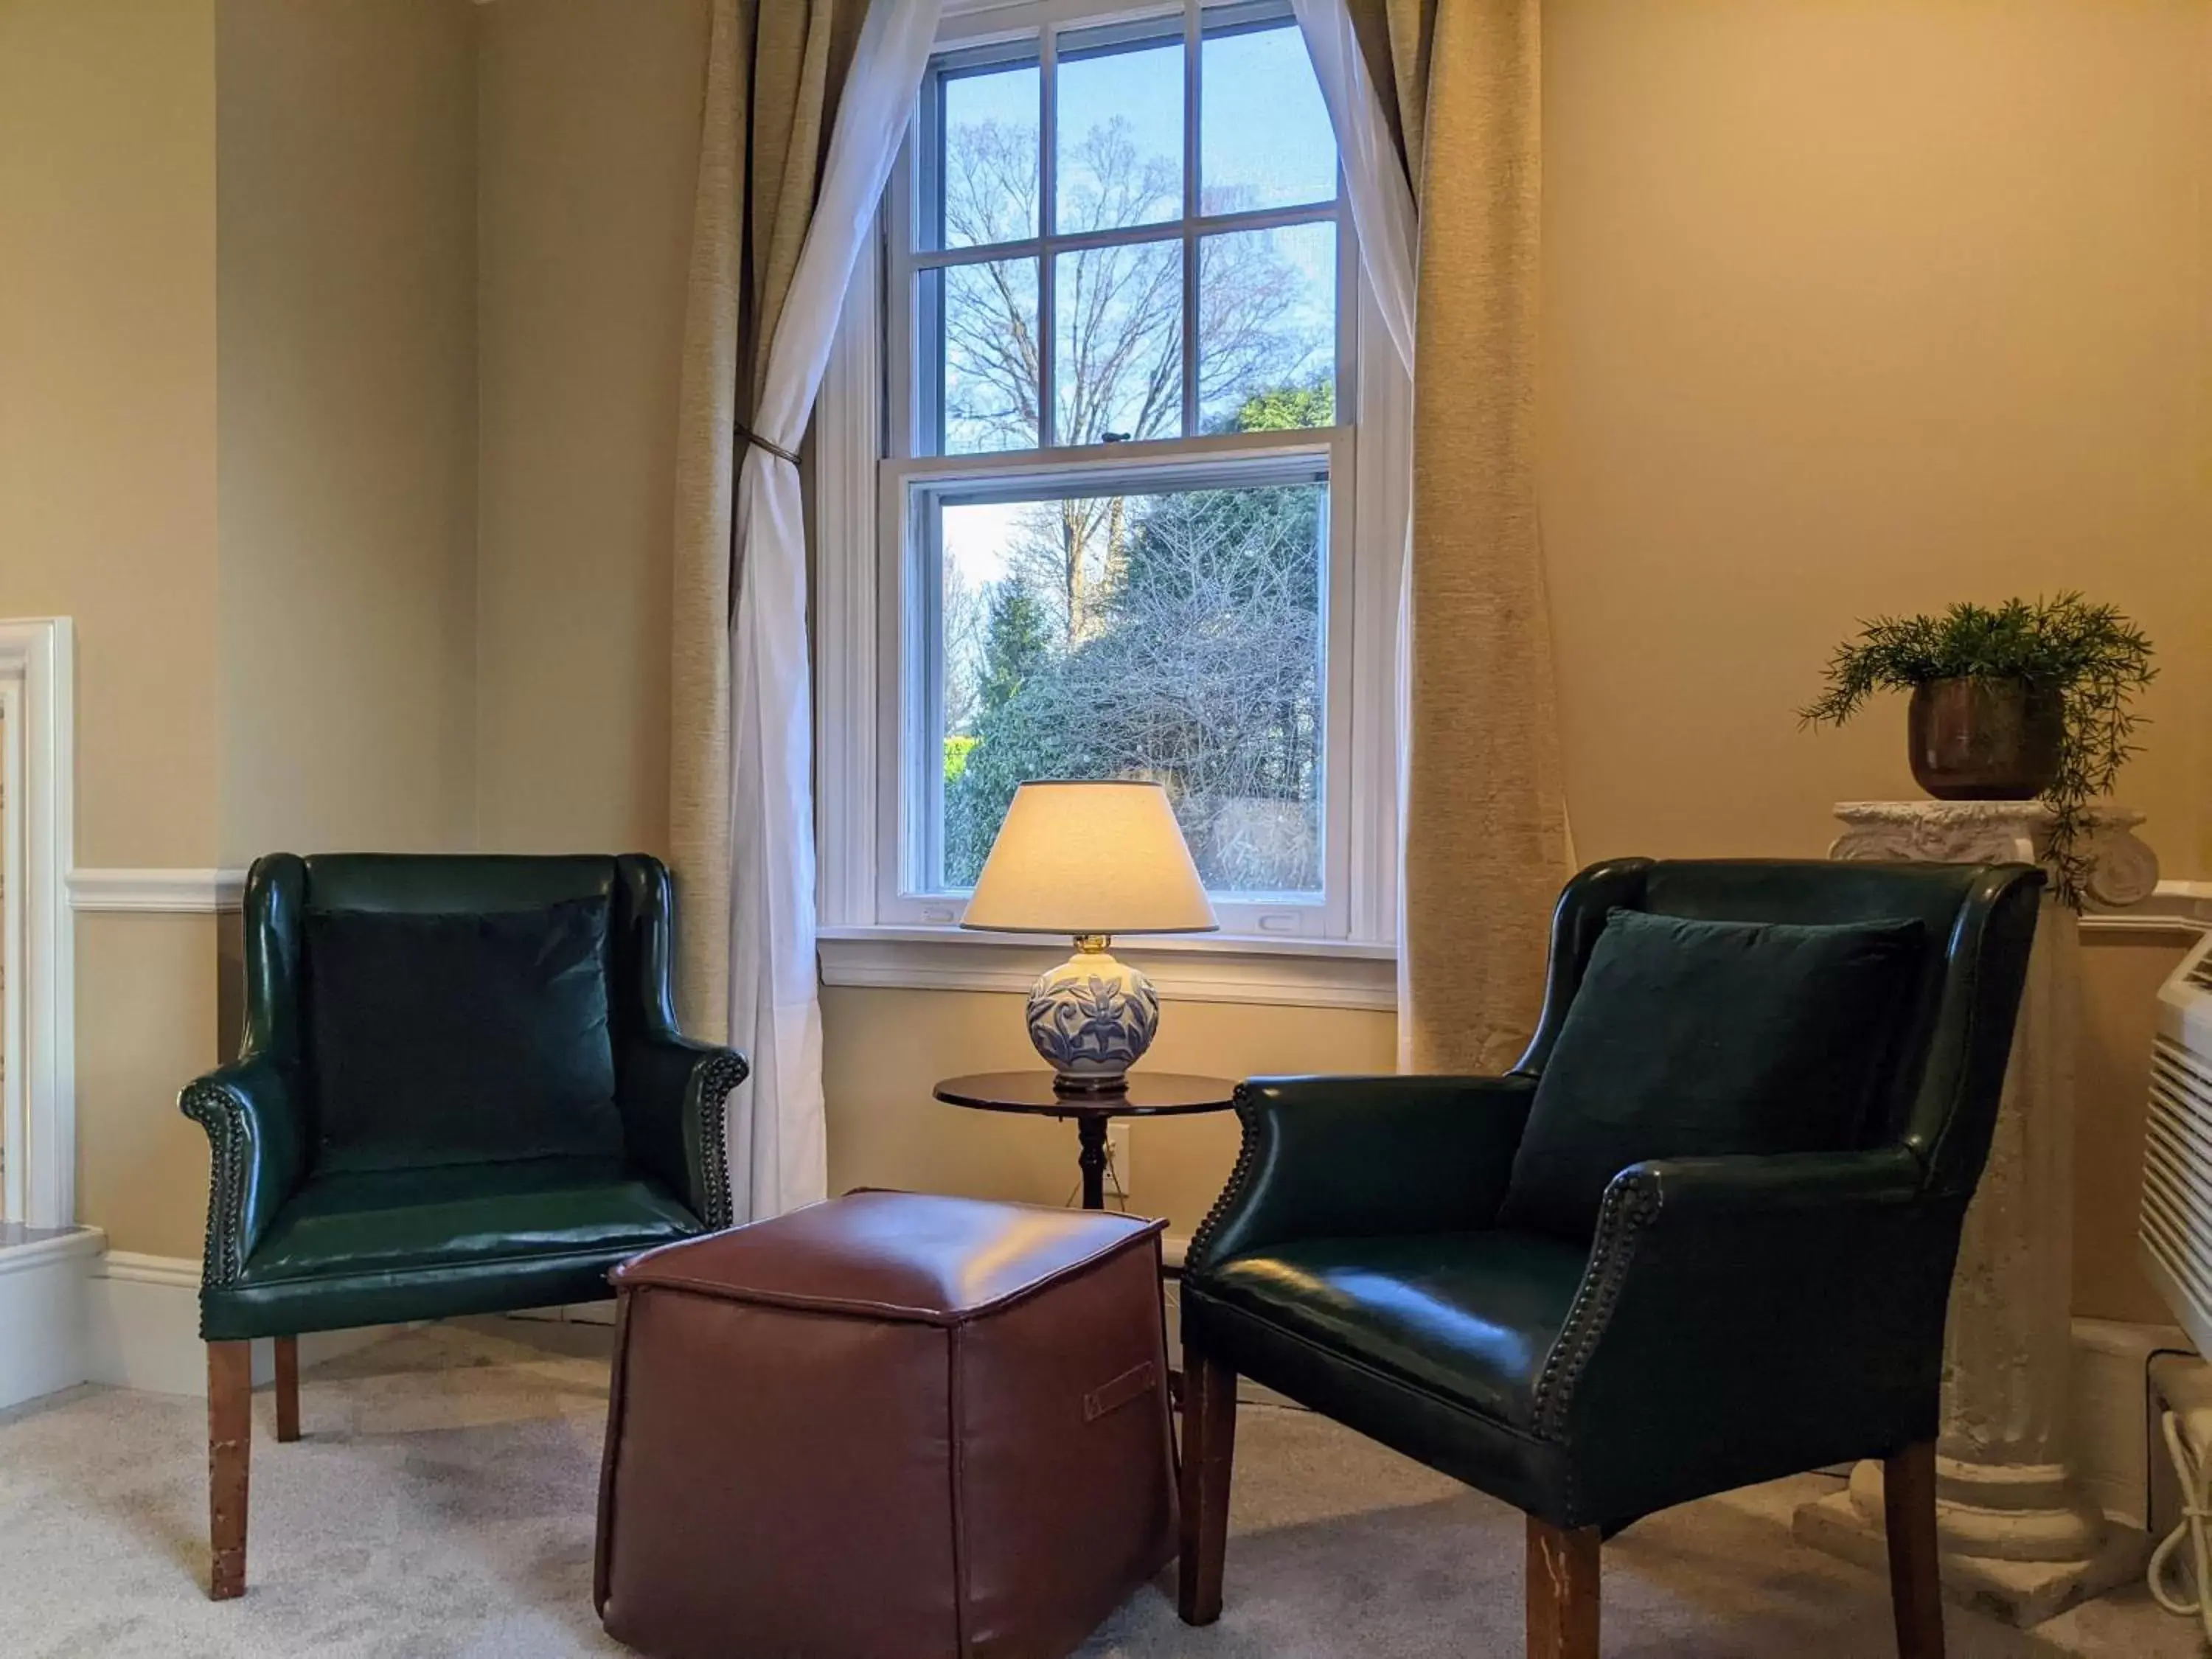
[
  {"x1": 1234, "y1": 378, "x2": 1335, "y2": 433},
  {"x1": 1798, "y1": 594, "x2": 2155, "y2": 907}
]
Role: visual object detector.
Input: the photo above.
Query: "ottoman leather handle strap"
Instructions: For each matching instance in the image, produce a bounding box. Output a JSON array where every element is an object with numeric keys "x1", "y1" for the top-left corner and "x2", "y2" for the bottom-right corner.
[{"x1": 1085, "y1": 1360, "x2": 1158, "y2": 1423}]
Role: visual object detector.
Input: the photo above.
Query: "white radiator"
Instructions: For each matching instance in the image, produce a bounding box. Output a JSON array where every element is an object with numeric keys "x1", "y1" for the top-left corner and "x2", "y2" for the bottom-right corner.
[{"x1": 2140, "y1": 929, "x2": 2212, "y2": 1357}]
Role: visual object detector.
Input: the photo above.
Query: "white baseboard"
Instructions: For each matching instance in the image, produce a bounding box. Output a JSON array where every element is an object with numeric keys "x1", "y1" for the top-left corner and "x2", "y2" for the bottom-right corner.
[
  {"x1": 2071, "y1": 1315, "x2": 2195, "y2": 1531},
  {"x1": 0, "y1": 1228, "x2": 103, "y2": 1412},
  {"x1": 84, "y1": 1252, "x2": 212, "y2": 1397},
  {"x1": 82, "y1": 1251, "x2": 390, "y2": 1398}
]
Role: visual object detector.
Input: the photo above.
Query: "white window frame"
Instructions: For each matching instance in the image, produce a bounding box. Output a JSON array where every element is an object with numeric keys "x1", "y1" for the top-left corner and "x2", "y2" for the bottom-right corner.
[
  {"x1": 813, "y1": 0, "x2": 1403, "y2": 1009},
  {"x1": 0, "y1": 617, "x2": 75, "y2": 1229}
]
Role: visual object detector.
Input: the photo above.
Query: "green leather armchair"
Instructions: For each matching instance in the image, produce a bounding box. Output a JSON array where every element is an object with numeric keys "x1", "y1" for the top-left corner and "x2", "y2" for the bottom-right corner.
[
  {"x1": 1176, "y1": 858, "x2": 2045, "y2": 1659},
  {"x1": 180, "y1": 852, "x2": 744, "y2": 1600}
]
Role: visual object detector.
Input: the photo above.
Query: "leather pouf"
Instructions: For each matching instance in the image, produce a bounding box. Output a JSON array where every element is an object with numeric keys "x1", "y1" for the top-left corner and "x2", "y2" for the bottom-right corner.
[{"x1": 594, "y1": 1192, "x2": 1177, "y2": 1658}]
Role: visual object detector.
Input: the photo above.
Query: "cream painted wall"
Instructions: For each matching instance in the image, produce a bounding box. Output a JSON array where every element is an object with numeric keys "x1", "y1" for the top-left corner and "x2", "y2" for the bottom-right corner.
[
  {"x1": 74, "y1": 916, "x2": 226, "y2": 1256},
  {"x1": 1543, "y1": 0, "x2": 2212, "y2": 880},
  {"x1": 215, "y1": 0, "x2": 480, "y2": 862},
  {"x1": 9, "y1": 0, "x2": 2205, "y2": 1277},
  {"x1": 2074, "y1": 931, "x2": 2193, "y2": 1324},
  {"x1": 824, "y1": 988, "x2": 1394, "y2": 1237},
  {"x1": 0, "y1": 0, "x2": 224, "y2": 1254},
  {"x1": 453, "y1": 0, "x2": 2208, "y2": 1302},
  {"x1": 473, "y1": 0, "x2": 709, "y2": 856},
  {"x1": 4, "y1": 0, "x2": 487, "y2": 1255},
  {"x1": 1539, "y1": 0, "x2": 2211, "y2": 1321},
  {"x1": 0, "y1": 0, "x2": 220, "y2": 870}
]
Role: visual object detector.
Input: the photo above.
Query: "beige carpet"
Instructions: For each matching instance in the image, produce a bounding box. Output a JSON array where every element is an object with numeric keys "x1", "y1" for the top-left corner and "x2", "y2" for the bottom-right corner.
[{"x1": 0, "y1": 1321, "x2": 2189, "y2": 1658}]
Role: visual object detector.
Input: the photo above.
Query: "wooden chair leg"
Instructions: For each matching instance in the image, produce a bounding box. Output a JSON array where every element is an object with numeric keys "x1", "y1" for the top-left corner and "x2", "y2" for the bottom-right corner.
[
  {"x1": 273, "y1": 1336, "x2": 300, "y2": 1443},
  {"x1": 1526, "y1": 1514, "x2": 1600, "y2": 1659},
  {"x1": 207, "y1": 1341, "x2": 252, "y2": 1600},
  {"x1": 1176, "y1": 1346, "x2": 1237, "y2": 1626},
  {"x1": 1885, "y1": 1440, "x2": 1945, "y2": 1658}
]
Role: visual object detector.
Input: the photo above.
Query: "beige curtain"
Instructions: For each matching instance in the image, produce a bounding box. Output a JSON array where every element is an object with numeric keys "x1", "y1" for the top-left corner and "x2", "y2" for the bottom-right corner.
[
  {"x1": 669, "y1": 0, "x2": 861, "y2": 1040},
  {"x1": 1349, "y1": 0, "x2": 1571, "y2": 1073}
]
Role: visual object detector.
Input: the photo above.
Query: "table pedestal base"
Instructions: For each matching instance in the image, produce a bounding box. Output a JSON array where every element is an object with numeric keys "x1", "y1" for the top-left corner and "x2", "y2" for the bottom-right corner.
[{"x1": 1077, "y1": 1114, "x2": 1110, "y2": 1211}]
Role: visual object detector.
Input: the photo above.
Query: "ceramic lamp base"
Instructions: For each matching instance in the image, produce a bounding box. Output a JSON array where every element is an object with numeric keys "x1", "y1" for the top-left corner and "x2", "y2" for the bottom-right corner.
[{"x1": 1025, "y1": 939, "x2": 1160, "y2": 1090}]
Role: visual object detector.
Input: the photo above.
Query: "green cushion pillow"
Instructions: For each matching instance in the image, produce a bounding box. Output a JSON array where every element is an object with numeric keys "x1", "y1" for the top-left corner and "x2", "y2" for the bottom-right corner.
[
  {"x1": 305, "y1": 897, "x2": 623, "y2": 1172},
  {"x1": 1498, "y1": 908, "x2": 1924, "y2": 1242}
]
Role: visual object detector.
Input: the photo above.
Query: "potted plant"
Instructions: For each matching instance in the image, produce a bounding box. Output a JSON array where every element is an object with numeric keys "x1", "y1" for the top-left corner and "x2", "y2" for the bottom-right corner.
[{"x1": 1800, "y1": 594, "x2": 2155, "y2": 907}]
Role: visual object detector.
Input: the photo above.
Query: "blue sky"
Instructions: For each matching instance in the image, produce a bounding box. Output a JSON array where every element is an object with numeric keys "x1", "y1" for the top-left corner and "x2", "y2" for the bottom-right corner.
[
  {"x1": 942, "y1": 18, "x2": 1336, "y2": 230},
  {"x1": 936, "y1": 18, "x2": 1339, "y2": 596},
  {"x1": 1201, "y1": 24, "x2": 1338, "y2": 210}
]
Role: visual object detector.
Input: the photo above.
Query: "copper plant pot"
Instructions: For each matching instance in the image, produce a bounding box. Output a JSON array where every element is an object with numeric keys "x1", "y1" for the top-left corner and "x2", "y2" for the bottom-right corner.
[{"x1": 1907, "y1": 677, "x2": 2062, "y2": 800}]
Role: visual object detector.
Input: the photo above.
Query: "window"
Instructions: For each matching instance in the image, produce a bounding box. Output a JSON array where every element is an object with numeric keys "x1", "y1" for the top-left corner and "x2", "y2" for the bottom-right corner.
[
  {"x1": 815, "y1": 0, "x2": 1403, "y2": 993},
  {"x1": 917, "y1": 458, "x2": 1329, "y2": 900}
]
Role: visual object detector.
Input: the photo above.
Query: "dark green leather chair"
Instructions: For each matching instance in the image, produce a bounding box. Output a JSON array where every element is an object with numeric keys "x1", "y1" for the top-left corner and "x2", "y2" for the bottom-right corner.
[
  {"x1": 180, "y1": 852, "x2": 744, "y2": 1600},
  {"x1": 1176, "y1": 858, "x2": 2045, "y2": 1659}
]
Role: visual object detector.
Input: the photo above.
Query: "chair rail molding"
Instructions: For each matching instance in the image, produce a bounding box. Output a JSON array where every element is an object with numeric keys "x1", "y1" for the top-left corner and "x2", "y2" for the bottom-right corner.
[
  {"x1": 68, "y1": 868, "x2": 248, "y2": 914},
  {"x1": 2081, "y1": 877, "x2": 2212, "y2": 941},
  {"x1": 0, "y1": 617, "x2": 76, "y2": 1228}
]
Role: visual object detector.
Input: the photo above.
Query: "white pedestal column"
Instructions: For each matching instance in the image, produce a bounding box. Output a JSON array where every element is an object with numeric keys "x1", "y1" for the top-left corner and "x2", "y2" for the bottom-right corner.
[{"x1": 1792, "y1": 801, "x2": 2158, "y2": 1627}]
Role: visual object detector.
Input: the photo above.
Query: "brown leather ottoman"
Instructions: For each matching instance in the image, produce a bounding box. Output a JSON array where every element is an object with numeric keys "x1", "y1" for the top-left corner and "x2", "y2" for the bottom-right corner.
[{"x1": 594, "y1": 1192, "x2": 1177, "y2": 1658}]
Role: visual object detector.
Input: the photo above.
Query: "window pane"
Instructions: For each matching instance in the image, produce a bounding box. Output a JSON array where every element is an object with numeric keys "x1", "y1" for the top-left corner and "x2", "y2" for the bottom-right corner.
[
  {"x1": 1200, "y1": 21, "x2": 1337, "y2": 212},
  {"x1": 1197, "y1": 221, "x2": 1336, "y2": 433},
  {"x1": 935, "y1": 478, "x2": 1325, "y2": 897},
  {"x1": 931, "y1": 58, "x2": 1039, "y2": 252},
  {"x1": 923, "y1": 259, "x2": 1040, "y2": 455},
  {"x1": 1056, "y1": 25, "x2": 1183, "y2": 234},
  {"x1": 1054, "y1": 240, "x2": 1183, "y2": 445}
]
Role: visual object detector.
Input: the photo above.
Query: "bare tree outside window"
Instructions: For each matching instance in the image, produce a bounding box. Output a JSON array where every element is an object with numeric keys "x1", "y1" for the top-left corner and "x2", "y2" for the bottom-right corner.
[{"x1": 919, "y1": 18, "x2": 1342, "y2": 897}]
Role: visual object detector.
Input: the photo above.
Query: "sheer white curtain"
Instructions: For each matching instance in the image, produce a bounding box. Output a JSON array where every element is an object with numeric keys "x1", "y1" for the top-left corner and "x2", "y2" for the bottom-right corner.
[
  {"x1": 1290, "y1": 0, "x2": 1421, "y2": 1062},
  {"x1": 726, "y1": 0, "x2": 943, "y2": 1221},
  {"x1": 1290, "y1": 0, "x2": 1416, "y2": 375}
]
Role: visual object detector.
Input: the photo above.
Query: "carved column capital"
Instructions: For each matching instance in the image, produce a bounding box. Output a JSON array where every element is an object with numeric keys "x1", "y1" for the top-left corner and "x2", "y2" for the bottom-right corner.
[{"x1": 1829, "y1": 800, "x2": 2157, "y2": 907}]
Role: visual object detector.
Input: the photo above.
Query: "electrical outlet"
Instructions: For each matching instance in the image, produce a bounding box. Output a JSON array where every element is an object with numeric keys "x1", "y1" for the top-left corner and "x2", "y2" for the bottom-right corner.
[{"x1": 1106, "y1": 1120, "x2": 1133, "y2": 1204}]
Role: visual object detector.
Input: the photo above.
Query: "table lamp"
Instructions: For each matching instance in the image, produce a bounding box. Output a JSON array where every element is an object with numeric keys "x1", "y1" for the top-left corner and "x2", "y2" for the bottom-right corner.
[{"x1": 961, "y1": 780, "x2": 1219, "y2": 1092}]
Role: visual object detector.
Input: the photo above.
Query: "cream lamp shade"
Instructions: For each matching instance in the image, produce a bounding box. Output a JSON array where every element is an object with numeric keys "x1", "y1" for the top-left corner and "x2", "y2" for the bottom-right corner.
[{"x1": 961, "y1": 781, "x2": 1217, "y2": 936}]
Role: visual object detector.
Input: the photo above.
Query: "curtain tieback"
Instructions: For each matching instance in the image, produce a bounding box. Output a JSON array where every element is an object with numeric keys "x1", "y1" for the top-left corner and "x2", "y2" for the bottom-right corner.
[{"x1": 734, "y1": 418, "x2": 801, "y2": 468}]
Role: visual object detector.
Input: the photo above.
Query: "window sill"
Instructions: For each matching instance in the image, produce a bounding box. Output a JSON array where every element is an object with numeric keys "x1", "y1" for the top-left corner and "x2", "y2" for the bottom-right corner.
[{"x1": 815, "y1": 925, "x2": 1397, "y2": 1011}]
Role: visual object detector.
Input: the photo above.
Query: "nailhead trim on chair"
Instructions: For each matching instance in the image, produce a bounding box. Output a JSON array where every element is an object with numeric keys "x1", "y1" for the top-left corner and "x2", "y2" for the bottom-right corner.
[
  {"x1": 694, "y1": 1051, "x2": 745, "y2": 1231},
  {"x1": 181, "y1": 1080, "x2": 251, "y2": 1288},
  {"x1": 1531, "y1": 1169, "x2": 1663, "y2": 1442},
  {"x1": 1184, "y1": 1082, "x2": 1265, "y2": 1277}
]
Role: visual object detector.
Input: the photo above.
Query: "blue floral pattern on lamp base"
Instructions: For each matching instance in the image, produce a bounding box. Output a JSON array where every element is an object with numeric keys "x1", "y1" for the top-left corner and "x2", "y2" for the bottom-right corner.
[{"x1": 1026, "y1": 944, "x2": 1160, "y2": 1088}]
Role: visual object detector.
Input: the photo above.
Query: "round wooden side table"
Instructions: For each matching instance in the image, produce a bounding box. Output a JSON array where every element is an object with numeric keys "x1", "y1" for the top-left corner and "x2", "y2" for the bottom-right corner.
[{"x1": 931, "y1": 1071, "x2": 1239, "y2": 1211}]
